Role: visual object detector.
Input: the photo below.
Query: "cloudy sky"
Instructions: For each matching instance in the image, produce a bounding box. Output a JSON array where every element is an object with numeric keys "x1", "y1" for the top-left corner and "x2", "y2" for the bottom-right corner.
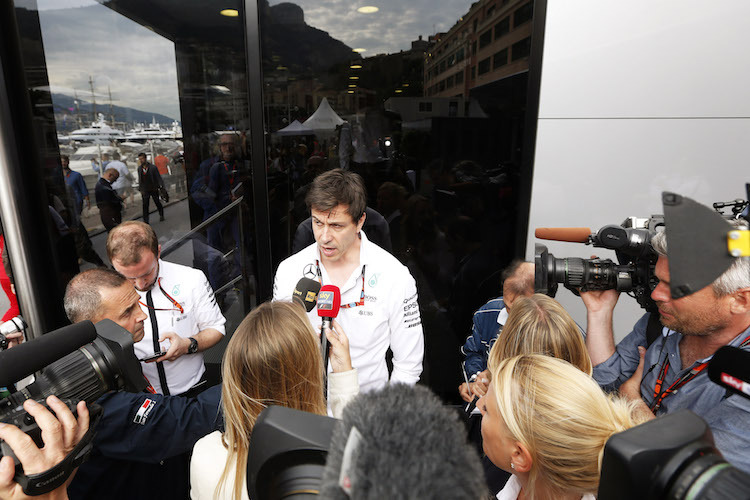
[
  {"x1": 270, "y1": 0, "x2": 472, "y2": 55},
  {"x1": 26, "y1": 0, "x2": 472, "y2": 122}
]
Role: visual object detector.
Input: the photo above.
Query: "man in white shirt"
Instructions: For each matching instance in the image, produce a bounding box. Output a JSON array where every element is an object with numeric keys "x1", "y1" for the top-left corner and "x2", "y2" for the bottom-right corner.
[
  {"x1": 108, "y1": 151, "x2": 135, "y2": 207},
  {"x1": 107, "y1": 221, "x2": 226, "y2": 396},
  {"x1": 274, "y1": 169, "x2": 424, "y2": 392}
]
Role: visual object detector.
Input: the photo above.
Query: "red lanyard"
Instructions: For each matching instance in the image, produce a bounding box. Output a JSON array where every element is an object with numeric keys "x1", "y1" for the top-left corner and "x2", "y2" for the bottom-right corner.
[
  {"x1": 650, "y1": 333, "x2": 750, "y2": 413},
  {"x1": 315, "y1": 260, "x2": 366, "y2": 309},
  {"x1": 138, "y1": 278, "x2": 184, "y2": 314}
]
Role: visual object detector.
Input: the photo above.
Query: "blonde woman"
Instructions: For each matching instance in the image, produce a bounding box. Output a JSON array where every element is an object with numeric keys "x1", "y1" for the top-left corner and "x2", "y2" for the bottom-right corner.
[
  {"x1": 488, "y1": 293, "x2": 592, "y2": 376},
  {"x1": 480, "y1": 354, "x2": 645, "y2": 500},
  {"x1": 189, "y1": 301, "x2": 358, "y2": 500}
]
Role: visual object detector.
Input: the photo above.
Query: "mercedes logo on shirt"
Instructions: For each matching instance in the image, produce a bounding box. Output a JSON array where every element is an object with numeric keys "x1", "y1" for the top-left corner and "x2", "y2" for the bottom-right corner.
[{"x1": 303, "y1": 263, "x2": 316, "y2": 279}]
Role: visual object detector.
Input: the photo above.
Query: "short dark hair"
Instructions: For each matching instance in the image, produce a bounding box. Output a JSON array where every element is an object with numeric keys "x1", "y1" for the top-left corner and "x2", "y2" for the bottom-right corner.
[
  {"x1": 64, "y1": 268, "x2": 127, "y2": 323},
  {"x1": 138, "y1": 152, "x2": 147, "y2": 158},
  {"x1": 306, "y1": 169, "x2": 366, "y2": 222}
]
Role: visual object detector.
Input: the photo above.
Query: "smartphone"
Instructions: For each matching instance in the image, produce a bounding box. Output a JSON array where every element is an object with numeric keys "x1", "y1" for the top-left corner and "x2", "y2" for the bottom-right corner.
[{"x1": 139, "y1": 351, "x2": 167, "y2": 362}]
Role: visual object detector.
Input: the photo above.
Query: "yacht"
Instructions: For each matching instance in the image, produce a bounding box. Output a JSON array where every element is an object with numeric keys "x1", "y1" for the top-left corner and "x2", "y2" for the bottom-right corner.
[{"x1": 69, "y1": 114, "x2": 125, "y2": 143}]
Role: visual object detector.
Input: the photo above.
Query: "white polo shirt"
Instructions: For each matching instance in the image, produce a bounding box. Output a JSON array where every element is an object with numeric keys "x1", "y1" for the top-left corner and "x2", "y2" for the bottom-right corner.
[
  {"x1": 135, "y1": 260, "x2": 226, "y2": 395},
  {"x1": 273, "y1": 231, "x2": 424, "y2": 393}
]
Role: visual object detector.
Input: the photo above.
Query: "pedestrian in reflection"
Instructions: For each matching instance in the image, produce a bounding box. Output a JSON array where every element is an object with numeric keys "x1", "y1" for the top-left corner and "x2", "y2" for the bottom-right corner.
[
  {"x1": 62, "y1": 155, "x2": 90, "y2": 215},
  {"x1": 138, "y1": 152, "x2": 165, "y2": 224},
  {"x1": 207, "y1": 133, "x2": 243, "y2": 276},
  {"x1": 108, "y1": 151, "x2": 135, "y2": 209},
  {"x1": 96, "y1": 168, "x2": 122, "y2": 231}
]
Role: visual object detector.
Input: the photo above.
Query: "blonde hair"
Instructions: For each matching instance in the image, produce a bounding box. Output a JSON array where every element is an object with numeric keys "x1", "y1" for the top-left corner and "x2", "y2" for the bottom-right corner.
[
  {"x1": 489, "y1": 294, "x2": 592, "y2": 375},
  {"x1": 218, "y1": 301, "x2": 326, "y2": 500},
  {"x1": 489, "y1": 354, "x2": 644, "y2": 499}
]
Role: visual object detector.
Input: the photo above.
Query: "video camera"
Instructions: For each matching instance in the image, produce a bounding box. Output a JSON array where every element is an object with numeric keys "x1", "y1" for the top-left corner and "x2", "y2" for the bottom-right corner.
[
  {"x1": 534, "y1": 215, "x2": 664, "y2": 310},
  {"x1": 0, "y1": 319, "x2": 146, "y2": 495}
]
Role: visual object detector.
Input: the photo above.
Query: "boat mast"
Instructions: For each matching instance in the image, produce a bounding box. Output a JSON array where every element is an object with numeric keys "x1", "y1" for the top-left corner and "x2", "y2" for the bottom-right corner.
[{"x1": 89, "y1": 75, "x2": 97, "y2": 123}]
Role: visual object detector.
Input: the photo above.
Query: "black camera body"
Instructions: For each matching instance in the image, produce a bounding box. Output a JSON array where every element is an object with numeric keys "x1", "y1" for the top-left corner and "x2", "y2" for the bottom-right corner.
[
  {"x1": 535, "y1": 216, "x2": 663, "y2": 311},
  {"x1": 0, "y1": 319, "x2": 145, "y2": 495}
]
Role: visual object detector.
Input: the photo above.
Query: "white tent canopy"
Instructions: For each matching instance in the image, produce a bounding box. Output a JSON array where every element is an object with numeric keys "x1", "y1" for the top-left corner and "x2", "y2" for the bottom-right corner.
[
  {"x1": 275, "y1": 119, "x2": 314, "y2": 136},
  {"x1": 302, "y1": 97, "x2": 344, "y2": 131}
]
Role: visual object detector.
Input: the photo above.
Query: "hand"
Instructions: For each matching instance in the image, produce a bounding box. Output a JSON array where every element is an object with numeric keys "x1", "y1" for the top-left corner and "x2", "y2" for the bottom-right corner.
[
  {"x1": 458, "y1": 382, "x2": 473, "y2": 403},
  {"x1": 579, "y1": 288, "x2": 620, "y2": 314},
  {"x1": 0, "y1": 396, "x2": 89, "y2": 500},
  {"x1": 156, "y1": 332, "x2": 189, "y2": 362},
  {"x1": 620, "y1": 346, "x2": 646, "y2": 402},
  {"x1": 326, "y1": 320, "x2": 352, "y2": 373},
  {"x1": 5, "y1": 332, "x2": 23, "y2": 349},
  {"x1": 470, "y1": 369, "x2": 490, "y2": 399}
]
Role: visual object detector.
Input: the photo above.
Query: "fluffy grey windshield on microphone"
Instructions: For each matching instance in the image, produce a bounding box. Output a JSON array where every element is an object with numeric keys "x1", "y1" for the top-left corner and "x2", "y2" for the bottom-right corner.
[{"x1": 320, "y1": 383, "x2": 486, "y2": 499}]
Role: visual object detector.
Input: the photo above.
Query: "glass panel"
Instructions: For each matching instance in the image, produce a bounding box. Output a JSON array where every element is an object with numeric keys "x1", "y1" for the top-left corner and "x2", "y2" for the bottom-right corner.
[
  {"x1": 261, "y1": 0, "x2": 537, "y2": 403},
  {"x1": 14, "y1": 0, "x2": 258, "y2": 368}
]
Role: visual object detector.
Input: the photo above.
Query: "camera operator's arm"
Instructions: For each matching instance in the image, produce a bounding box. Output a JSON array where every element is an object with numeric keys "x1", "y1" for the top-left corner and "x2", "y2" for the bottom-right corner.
[
  {"x1": 580, "y1": 288, "x2": 620, "y2": 365},
  {"x1": 0, "y1": 396, "x2": 89, "y2": 500}
]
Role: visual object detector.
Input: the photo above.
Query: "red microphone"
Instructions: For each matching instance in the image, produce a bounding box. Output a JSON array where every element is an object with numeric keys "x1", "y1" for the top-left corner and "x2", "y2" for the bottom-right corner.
[{"x1": 316, "y1": 285, "x2": 341, "y2": 329}]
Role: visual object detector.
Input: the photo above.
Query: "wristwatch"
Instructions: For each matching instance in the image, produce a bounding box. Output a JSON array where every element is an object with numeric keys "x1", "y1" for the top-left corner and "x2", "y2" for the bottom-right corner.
[{"x1": 187, "y1": 337, "x2": 199, "y2": 354}]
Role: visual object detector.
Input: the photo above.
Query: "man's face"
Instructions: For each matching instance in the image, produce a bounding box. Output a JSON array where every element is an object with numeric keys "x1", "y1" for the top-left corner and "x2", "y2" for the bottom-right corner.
[
  {"x1": 218, "y1": 136, "x2": 236, "y2": 161},
  {"x1": 311, "y1": 204, "x2": 364, "y2": 264},
  {"x1": 112, "y1": 247, "x2": 160, "y2": 292},
  {"x1": 138, "y1": 155, "x2": 146, "y2": 166},
  {"x1": 61, "y1": 157, "x2": 70, "y2": 170},
  {"x1": 105, "y1": 171, "x2": 119, "y2": 182},
  {"x1": 94, "y1": 282, "x2": 147, "y2": 343},
  {"x1": 651, "y1": 256, "x2": 731, "y2": 336}
]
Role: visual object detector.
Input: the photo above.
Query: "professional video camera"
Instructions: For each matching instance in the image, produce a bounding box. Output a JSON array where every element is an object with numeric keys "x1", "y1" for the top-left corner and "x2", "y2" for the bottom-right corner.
[
  {"x1": 534, "y1": 215, "x2": 664, "y2": 310},
  {"x1": 0, "y1": 319, "x2": 146, "y2": 495},
  {"x1": 598, "y1": 410, "x2": 750, "y2": 500}
]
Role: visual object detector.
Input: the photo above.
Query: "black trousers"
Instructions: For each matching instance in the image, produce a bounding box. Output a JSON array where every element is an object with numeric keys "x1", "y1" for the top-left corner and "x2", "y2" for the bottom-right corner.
[{"x1": 141, "y1": 190, "x2": 163, "y2": 223}]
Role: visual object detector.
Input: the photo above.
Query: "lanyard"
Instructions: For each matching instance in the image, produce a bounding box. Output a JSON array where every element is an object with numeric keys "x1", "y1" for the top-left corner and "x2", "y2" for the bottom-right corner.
[
  {"x1": 139, "y1": 278, "x2": 184, "y2": 314},
  {"x1": 222, "y1": 161, "x2": 236, "y2": 187},
  {"x1": 315, "y1": 260, "x2": 366, "y2": 309},
  {"x1": 650, "y1": 333, "x2": 750, "y2": 413}
]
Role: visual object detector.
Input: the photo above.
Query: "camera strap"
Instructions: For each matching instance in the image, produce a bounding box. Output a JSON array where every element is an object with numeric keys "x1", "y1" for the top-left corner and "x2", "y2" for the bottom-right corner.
[{"x1": 15, "y1": 402, "x2": 103, "y2": 497}]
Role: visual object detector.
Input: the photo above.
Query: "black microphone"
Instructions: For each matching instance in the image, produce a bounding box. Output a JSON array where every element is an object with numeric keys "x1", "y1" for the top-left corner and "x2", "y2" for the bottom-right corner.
[
  {"x1": 319, "y1": 384, "x2": 485, "y2": 499},
  {"x1": 0, "y1": 321, "x2": 97, "y2": 387},
  {"x1": 708, "y1": 346, "x2": 750, "y2": 400},
  {"x1": 292, "y1": 277, "x2": 321, "y2": 313}
]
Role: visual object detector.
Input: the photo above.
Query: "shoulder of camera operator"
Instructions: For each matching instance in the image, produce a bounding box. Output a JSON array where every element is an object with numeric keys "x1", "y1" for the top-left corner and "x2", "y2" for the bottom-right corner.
[
  {"x1": 90, "y1": 384, "x2": 221, "y2": 463},
  {"x1": 699, "y1": 383, "x2": 750, "y2": 473},
  {"x1": 591, "y1": 312, "x2": 652, "y2": 391},
  {"x1": 461, "y1": 297, "x2": 505, "y2": 376}
]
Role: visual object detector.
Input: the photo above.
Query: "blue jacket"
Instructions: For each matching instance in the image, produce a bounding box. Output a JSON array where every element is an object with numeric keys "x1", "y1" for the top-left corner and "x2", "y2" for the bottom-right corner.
[
  {"x1": 68, "y1": 386, "x2": 222, "y2": 499},
  {"x1": 461, "y1": 298, "x2": 505, "y2": 376}
]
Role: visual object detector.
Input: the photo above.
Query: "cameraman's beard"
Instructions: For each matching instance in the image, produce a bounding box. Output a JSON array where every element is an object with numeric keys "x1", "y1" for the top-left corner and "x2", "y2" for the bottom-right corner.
[{"x1": 658, "y1": 310, "x2": 728, "y2": 337}]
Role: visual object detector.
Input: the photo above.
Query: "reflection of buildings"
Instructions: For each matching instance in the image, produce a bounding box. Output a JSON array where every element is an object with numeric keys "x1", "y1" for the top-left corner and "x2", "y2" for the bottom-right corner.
[
  {"x1": 384, "y1": 96, "x2": 488, "y2": 129},
  {"x1": 424, "y1": 0, "x2": 533, "y2": 98}
]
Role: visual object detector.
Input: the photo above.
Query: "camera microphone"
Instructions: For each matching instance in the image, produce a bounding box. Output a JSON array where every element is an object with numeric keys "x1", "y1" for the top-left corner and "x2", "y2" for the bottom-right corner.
[
  {"x1": 708, "y1": 346, "x2": 750, "y2": 401},
  {"x1": 0, "y1": 321, "x2": 97, "y2": 388},
  {"x1": 320, "y1": 384, "x2": 485, "y2": 499},
  {"x1": 535, "y1": 227, "x2": 592, "y2": 243},
  {"x1": 292, "y1": 278, "x2": 321, "y2": 313}
]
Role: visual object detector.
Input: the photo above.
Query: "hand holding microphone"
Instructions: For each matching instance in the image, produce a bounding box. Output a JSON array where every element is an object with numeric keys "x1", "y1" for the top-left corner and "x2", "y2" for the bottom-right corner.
[
  {"x1": 324, "y1": 319, "x2": 352, "y2": 373},
  {"x1": 317, "y1": 285, "x2": 341, "y2": 399}
]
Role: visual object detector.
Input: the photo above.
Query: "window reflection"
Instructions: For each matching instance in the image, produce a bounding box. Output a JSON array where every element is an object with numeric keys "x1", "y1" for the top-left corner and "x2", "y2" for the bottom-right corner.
[{"x1": 262, "y1": 0, "x2": 534, "y2": 402}]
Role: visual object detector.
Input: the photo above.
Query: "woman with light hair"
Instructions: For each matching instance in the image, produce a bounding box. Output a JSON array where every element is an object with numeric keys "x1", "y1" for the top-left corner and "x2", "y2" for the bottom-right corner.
[
  {"x1": 189, "y1": 301, "x2": 359, "y2": 500},
  {"x1": 489, "y1": 293, "x2": 592, "y2": 376},
  {"x1": 480, "y1": 354, "x2": 645, "y2": 500}
]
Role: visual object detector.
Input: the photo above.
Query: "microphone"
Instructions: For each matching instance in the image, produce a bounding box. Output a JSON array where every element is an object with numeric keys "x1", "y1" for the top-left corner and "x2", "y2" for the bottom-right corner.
[
  {"x1": 0, "y1": 321, "x2": 97, "y2": 388},
  {"x1": 708, "y1": 346, "x2": 750, "y2": 400},
  {"x1": 317, "y1": 285, "x2": 341, "y2": 394},
  {"x1": 535, "y1": 227, "x2": 592, "y2": 243},
  {"x1": 319, "y1": 384, "x2": 485, "y2": 499},
  {"x1": 292, "y1": 277, "x2": 321, "y2": 313}
]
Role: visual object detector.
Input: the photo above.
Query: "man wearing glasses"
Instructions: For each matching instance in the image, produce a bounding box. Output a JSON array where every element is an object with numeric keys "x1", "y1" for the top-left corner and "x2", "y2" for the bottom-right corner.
[
  {"x1": 106, "y1": 221, "x2": 226, "y2": 396},
  {"x1": 582, "y1": 223, "x2": 750, "y2": 472},
  {"x1": 273, "y1": 169, "x2": 424, "y2": 393}
]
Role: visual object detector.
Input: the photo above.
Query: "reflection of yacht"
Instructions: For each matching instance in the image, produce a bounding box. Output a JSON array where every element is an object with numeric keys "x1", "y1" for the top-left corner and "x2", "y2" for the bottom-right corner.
[
  {"x1": 124, "y1": 118, "x2": 182, "y2": 142},
  {"x1": 69, "y1": 114, "x2": 125, "y2": 143},
  {"x1": 69, "y1": 144, "x2": 120, "y2": 189}
]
